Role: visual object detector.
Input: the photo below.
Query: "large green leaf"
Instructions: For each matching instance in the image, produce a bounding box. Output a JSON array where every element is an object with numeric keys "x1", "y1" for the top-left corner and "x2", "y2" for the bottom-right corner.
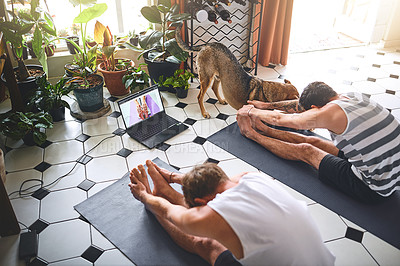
[
  {"x1": 157, "y1": 5, "x2": 170, "y2": 14},
  {"x1": 69, "y1": 0, "x2": 97, "y2": 7},
  {"x1": 141, "y1": 6, "x2": 162, "y2": 24},
  {"x1": 139, "y1": 30, "x2": 162, "y2": 49},
  {"x1": 1, "y1": 21, "x2": 20, "y2": 31},
  {"x1": 170, "y1": 4, "x2": 179, "y2": 15},
  {"x1": 33, "y1": 27, "x2": 49, "y2": 74},
  {"x1": 165, "y1": 55, "x2": 180, "y2": 64},
  {"x1": 32, "y1": 27, "x2": 42, "y2": 57},
  {"x1": 19, "y1": 23, "x2": 34, "y2": 35},
  {"x1": 165, "y1": 38, "x2": 188, "y2": 62},
  {"x1": 73, "y1": 3, "x2": 108, "y2": 24},
  {"x1": 158, "y1": 0, "x2": 171, "y2": 9},
  {"x1": 33, "y1": 131, "x2": 47, "y2": 145},
  {"x1": 169, "y1": 13, "x2": 191, "y2": 22},
  {"x1": 38, "y1": 22, "x2": 57, "y2": 36},
  {"x1": 43, "y1": 11, "x2": 55, "y2": 29},
  {"x1": 18, "y1": 12, "x2": 34, "y2": 22},
  {"x1": 102, "y1": 45, "x2": 116, "y2": 59},
  {"x1": 30, "y1": 0, "x2": 40, "y2": 20}
]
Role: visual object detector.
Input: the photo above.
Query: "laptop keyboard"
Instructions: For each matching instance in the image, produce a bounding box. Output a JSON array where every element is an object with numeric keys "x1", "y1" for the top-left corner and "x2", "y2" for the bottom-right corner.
[{"x1": 130, "y1": 115, "x2": 178, "y2": 141}]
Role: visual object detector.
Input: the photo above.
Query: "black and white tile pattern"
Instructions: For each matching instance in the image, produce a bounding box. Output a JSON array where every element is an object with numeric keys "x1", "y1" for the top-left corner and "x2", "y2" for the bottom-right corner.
[{"x1": 1, "y1": 45, "x2": 400, "y2": 265}]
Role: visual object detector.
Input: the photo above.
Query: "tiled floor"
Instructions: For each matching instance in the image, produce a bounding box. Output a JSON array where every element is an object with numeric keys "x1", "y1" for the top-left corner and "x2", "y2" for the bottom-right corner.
[{"x1": 1, "y1": 44, "x2": 400, "y2": 265}]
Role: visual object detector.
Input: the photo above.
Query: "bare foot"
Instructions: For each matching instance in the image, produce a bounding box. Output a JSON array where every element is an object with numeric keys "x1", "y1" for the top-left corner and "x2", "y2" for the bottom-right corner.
[
  {"x1": 146, "y1": 161, "x2": 185, "y2": 205},
  {"x1": 130, "y1": 165, "x2": 150, "y2": 193}
]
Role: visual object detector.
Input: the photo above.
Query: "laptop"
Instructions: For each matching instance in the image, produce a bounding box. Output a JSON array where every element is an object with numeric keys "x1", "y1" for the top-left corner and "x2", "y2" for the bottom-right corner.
[{"x1": 118, "y1": 85, "x2": 188, "y2": 149}]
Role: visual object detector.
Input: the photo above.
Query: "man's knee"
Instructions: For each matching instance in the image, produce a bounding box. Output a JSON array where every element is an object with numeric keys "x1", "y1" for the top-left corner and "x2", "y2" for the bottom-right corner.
[{"x1": 298, "y1": 143, "x2": 327, "y2": 168}]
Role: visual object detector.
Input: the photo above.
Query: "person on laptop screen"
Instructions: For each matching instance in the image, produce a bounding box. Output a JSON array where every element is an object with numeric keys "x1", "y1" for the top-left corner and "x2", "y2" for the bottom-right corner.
[{"x1": 121, "y1": 90, "x2": 162, "y2": 126}]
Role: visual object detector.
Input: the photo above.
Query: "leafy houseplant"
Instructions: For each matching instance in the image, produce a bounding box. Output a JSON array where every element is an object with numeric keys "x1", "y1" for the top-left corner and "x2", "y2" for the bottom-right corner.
[
  {"x1": 130, "y1": 0, "x2": 191, "y2": 91},
  {"x1": 63, "y1": 0, "x2": 107, "y2": 112},
  {"x1": 0, "y1": 0, "x2": 57, "y2": 79},
  {"x1": 28, "y1": 76, "x2": 73, "y2": 121},
  {"x1": 0, "y1": 0, "x2": 57, "y2": 106},
  {"x1": 94, "y1": 20, "x2": 133, "y2": 96},
  {"x1": 160, "y1": 69, "x2": 194, "y2": 98},
  {"x1": 0, "y1": 111, "x2": 53, "y2": 146},
  {"x1": 122, "y1": 64, "x2": 151, "y2": 94},
  {"x1": 139, "y1": 0, "x2": 191, "y2": 63},
  {"x1": 64, "y1": 0, "x2": 107, "y2": 78}
]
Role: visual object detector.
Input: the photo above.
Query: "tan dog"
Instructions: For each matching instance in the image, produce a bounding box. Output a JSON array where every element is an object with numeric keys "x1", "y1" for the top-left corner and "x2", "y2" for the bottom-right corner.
[{"x1": 176, "y1": 25, "x2": 299, "y2": 118}]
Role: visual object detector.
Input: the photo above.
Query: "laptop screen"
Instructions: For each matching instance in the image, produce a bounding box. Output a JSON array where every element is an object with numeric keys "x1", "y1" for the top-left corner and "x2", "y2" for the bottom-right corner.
[{"x1": 119, "y1": 86, "x2": 164, "y2": 128}]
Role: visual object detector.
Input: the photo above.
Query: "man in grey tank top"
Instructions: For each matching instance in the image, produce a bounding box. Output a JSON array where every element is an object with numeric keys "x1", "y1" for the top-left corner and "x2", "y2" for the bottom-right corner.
[{"x1": 237, "y1": 81, "x2": 400, "y2": 203}]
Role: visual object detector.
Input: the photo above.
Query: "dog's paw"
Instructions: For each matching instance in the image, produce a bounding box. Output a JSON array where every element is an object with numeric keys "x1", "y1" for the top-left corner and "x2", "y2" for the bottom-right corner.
[
  {"x1": 203, "y1": 112, "x2": 211, "y2": 119},
  {"x1": 219, "y1": 99, "x2": 228, "y2": 105}
]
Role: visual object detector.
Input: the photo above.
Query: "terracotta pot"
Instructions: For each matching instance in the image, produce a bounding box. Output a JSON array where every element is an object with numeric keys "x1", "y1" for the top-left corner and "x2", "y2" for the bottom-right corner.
[{"x1": 97, "y1": 59, "x2": 134, "y2": 96}]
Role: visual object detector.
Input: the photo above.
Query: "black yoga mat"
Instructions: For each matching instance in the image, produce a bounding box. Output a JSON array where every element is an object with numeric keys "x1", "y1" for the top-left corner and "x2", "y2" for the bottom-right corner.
[
  {"x1": 208, "y1": 122, "x2": 400, "y2": 250},
  {"x1": 74, "y1": 158, "x2": 208, "y2": 266}
]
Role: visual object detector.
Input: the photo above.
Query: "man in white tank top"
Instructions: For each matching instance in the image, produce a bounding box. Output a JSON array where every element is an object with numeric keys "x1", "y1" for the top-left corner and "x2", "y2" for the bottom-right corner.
[
  {"x1": 237, "y1": 81, "x2": 400, "y2": 203},
  {"x1": 129, "y1": 160, "x2": 335, "y2": 265}
]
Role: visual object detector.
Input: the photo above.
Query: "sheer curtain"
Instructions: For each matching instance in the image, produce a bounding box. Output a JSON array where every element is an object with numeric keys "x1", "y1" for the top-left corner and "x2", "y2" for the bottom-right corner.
[{"x1": 254, "y1": 0, "x2": 294, "y2": 66}]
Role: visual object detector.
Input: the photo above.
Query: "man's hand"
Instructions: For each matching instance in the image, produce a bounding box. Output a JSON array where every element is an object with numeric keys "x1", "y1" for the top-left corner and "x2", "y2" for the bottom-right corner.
[
  {"x1": 247, "y1": 100, "x2": 275, "y2": 110},
  {"x1": 236, "y1": 105, "x2": 258, "y2": 138},
  {"x1": 148, "y1": 160, "x2": 183, "y2": 184},
  {"x1": 129, "y1": 165, "x2": 150, "y2": 202}
]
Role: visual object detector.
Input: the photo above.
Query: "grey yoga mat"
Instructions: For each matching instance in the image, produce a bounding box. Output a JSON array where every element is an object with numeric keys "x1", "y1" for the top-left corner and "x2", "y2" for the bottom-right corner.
[
  {"x1": 208, "y1": 122, "x2": 400, "y2": 250},
  {"x1": 74, "y1": 158, "x2": 208, "y2": 266}
]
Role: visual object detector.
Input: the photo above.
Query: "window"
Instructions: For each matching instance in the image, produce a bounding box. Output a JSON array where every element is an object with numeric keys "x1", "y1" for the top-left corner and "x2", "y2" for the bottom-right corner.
[
  {"x1": 46, "y1": 0, "x2": 150, "y2": 38},
  {"x1": 5, "y1": 0, "x2": 150, "y2": 44}
]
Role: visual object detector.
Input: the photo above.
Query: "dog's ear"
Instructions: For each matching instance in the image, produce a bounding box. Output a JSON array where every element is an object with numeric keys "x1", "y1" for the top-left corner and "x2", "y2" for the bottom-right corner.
[{"x1": 284, "y1": 79, "x2": 292, "y2": 84}]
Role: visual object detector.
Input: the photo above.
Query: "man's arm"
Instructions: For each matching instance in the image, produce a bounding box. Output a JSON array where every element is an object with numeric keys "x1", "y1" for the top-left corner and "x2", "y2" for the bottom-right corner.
[
  {"x1": 245, "y1": 103, "x2": 347, "y2": 133},
  {"x1": 129, "y1": 168, "x2": 220, "y2": 239},
  {"x1": 248, "y1": 99, "x2": 305, "y2": 113}
]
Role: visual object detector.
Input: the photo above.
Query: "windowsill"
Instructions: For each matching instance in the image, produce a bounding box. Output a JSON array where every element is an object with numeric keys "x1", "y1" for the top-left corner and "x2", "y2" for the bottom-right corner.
[{"x1": 24, "y1": 47, "x2": 145, "y2": 80}]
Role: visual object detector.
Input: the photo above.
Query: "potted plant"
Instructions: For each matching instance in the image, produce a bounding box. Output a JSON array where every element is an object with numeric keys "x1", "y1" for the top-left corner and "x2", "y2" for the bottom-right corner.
[
  {"x1": 0, "y1": 111, "x2": 53, "y2": 146},
  {"x1": 0, "y1": 0, "x2": 57, "y2": 104},
  {"x1": 128, "y1": 30, "x2": 139, "y2": 46},
  {"x1": 28, "y1": 76, "x2": 73, "y2": 121},
  {"x1": 66, "y1": 35, "x2": 80, "y2": 54},
  {"x1": 122, "y1": 63, "x2": 151, "y2": 94},
  {"x1": 160, "y1": 69, "x2": 194, "y2": 98},
  {"x1": 66, "y1": 23, "x2": 80, "y2": 54},
  {"x1": 62, "y1": 0, "x2": 107, "y2": 112},
  {"x1": 66, "y1": 74, "x2": 105, "y2": 112},
  {"x1": 94, "y1": 21, "x2": 133, "y2": 96},
  {"x1": 131, "y1": 0, "x2": 191, "y2": 91},
  {"x1": 63, "y1": 0, "x2": 107, "y2": 75}
]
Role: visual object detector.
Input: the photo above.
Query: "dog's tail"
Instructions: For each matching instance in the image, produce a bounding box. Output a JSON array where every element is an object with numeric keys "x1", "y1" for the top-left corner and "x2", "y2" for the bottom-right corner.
[{"x1": 175, "y1": 22, "x2": 204, "y2": 52}]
